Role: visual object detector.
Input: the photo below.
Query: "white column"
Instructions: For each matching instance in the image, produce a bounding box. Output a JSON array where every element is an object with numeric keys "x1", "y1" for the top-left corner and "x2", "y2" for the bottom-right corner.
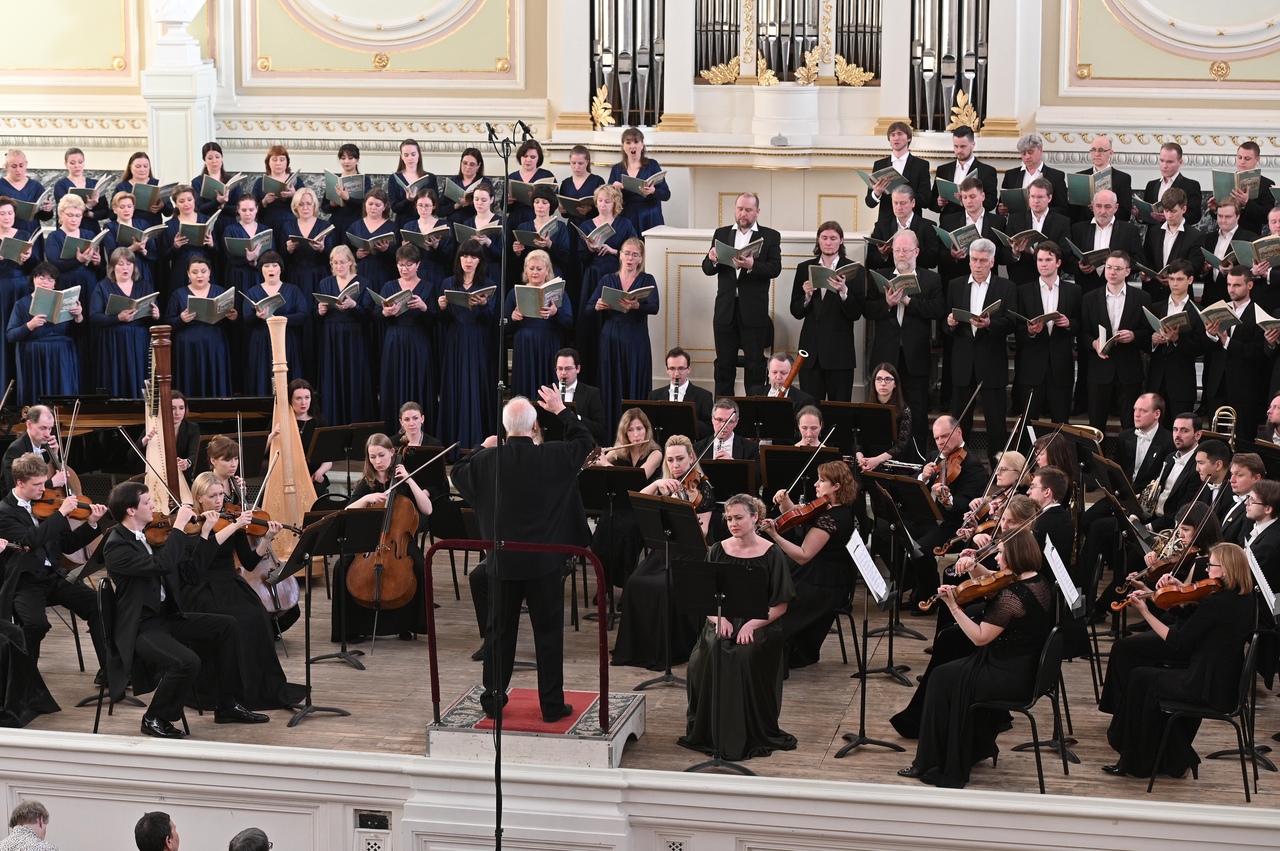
[
  {"x1": 656, "y1": 0, "x2": 697, "y2": 131},
  {"x1": 980, "y1": 0, "x2": 1038, "y2": 138},
  {"x1": 550, "y1": 0, "x2": 594, "y2": 133},
  {"x1": 141, "y1": 0, "x2": 216, "y2": 180},
  {"x1": 873, "y1": 0, "x2": 913, "y2": 133}
]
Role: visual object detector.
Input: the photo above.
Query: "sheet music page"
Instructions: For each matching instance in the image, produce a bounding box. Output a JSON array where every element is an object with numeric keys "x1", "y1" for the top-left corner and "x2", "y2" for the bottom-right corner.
[
  {"x1": 847, "y1": 531, "x2": 888, "y2": 603},
  {"x1": 1044, "y1": 539, "x2": 1082, "y2": 613},
  {"x1": 1247, "y1": 544, "x2": 1279, "y2": 616}
]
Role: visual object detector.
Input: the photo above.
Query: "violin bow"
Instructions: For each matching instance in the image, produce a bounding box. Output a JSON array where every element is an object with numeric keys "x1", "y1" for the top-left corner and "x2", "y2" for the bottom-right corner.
[
  {"x1": 1169, "y1": 480, "x2": 1218, "y2": 582},
  {"x1": 976, "y1": 391, "x2": 1033, "y2": 508},
  {"x1": 252, "y1": 450, "x2": 279, "y2": 512},
  {"x1": 785, "y1": 426, "x2": 838, "y2": 496},
  {"x1": 692, "y1": 409, "x2": 739, "y2": 469},
  {"x1": 992, "y1": 417, "x2": 1064, "y2": 532},
  {"x1": 116, "y1": 427, "x2": 184, "y2": 513},
  {"x1": 385, "y1": 443, "x2": 457, "y2": 495},
  {"x1": 236, "y1": 411, "x2": 247, "y2": 507},
  {"x1": 931, "y1": 381, "x2": 982, "y2": 479}
]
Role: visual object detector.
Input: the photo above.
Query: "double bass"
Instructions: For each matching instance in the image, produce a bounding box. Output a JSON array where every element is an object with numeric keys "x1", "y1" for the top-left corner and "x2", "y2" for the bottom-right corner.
[{"x1": 260, "y1": 316, "x2": 317, "y2": 560}]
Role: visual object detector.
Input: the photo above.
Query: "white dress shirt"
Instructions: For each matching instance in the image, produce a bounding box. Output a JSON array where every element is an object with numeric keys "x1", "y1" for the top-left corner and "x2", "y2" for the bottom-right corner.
[
  {"x1": 968, "y1": 278, "x2": 989, "y2": 317},
  {"x1": 954, "y1": 157, "x2": 974, "y2": 184},
  {"x1": 1021, "y1": 165, "x2": 1043, "y2": 189},
  {"x1": 1161, "y1": 221, "x2": 1185, "y2": 266},
  {"x1": 1105, "y1": 285, "x2": 1127, "y2": 336},
  {"x1": 1133, "y1": 425, "x2": 1157, "y2": 478},
  {"x1": 1039, "y1": 277, "x2": 1060, "y2": 334},
  {"x1": 1156, "y1": 448, "x2": 1195, "y2": 517},
  {"x1": 1091, "y1": 218, "x2": 1113, "y2": 252}
]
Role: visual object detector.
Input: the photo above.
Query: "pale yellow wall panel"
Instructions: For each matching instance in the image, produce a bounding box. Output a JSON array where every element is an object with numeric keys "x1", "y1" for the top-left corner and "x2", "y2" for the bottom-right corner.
[{"x1": 0, "y1": 0, "x2": 128, "y2": 70}]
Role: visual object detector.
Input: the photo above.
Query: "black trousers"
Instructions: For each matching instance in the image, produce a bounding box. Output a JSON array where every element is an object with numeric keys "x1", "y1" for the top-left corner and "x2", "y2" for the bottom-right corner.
[
  {"x1": 471, "y1": 559, "x2": 565, "y2": 715},
  {"x1": 799, "y1": 365, "x2": 855, "y2": 403},
  {"x1": 896, "y1": 350, "x2": 931, "y2": 450},
  {"x1": 953, "y1": 379, "x2": 1007, "y2": 461},
  {"x1": 134, "y1": 611, "x2": 239, "y2": 721},
  {"x1": 1088, "y1": 379, "x2": 1142, "y2": 432},
  {"x1": 713, "y1": 301, "x2": 768, "y2": 396},
  {"x1": 12, "y1": 573, "x2": 106, "y2": 669},
  {"x1": 1015, "y1": 371, "x2": 1074, "y2": 424}
]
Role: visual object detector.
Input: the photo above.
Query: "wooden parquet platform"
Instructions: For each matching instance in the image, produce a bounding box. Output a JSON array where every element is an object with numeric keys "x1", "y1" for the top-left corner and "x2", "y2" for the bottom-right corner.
[{"x1": 24, "y1": 553, "x2": 1280, "y2": 807}]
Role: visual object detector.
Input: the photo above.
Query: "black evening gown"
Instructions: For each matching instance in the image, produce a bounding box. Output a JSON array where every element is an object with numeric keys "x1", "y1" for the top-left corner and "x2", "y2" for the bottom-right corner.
[
  {"x1": 777, "y1": 504, "x2": 856, "y2": 668},
  {"x1": 678, "y1": 542, "x2": 797, "y2": 761},
  {"x1": 181, "y1": 531, "x2": 305, "y2": 710},
  {"x1": 589, "y1": 453, "x2": 663, "y2": 591},
  {"x1": 910, "y1": 572, "x2": 1053, "y2": 788},
  {"x1": 329, "y1": 479, "x2": 429, "y2": 641}
]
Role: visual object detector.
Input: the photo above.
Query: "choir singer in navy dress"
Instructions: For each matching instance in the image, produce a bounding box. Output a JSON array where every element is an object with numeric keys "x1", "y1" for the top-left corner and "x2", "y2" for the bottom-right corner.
[
  {"x1": 53, "y1": 147, "x2": 110, "y2": 234},
  {"x1": 377, "y1": 244, "x2": 439, "y2": 432},
  {"x1": 43, "y1": 195, "x2": 101, "y2": 296},
  {"x1": 0, "y1": 149, "x2": 53, "y2": 231},
  {"x1": 592, "y1": 237, "x2": 658, "y2": 437},
  {"x1": 0, "y1": 197, "x2": 39, "y2": 393},
  {"x1": 253, "y1": 145, "x2": 303, "y2": 251},
  {"x1": 164, "y1": 254, "x2": 236, "y2": 398},
  {"x1": 436, "y1": 239, "x2": 496, "y2": 452},
  {"x1": 6, "y1": 263, "x2": 83, "y2": 406},
  {"x1": 115, "y1": 152, "x2": 171, "y2": 230},
  {"x1": 505, "y1": 249, "x2": 572, "y2": 401},
  {"x1": 242, "y1": 251, "x2": 306, "y2": 396},
  {"x1": 608, "y1": 127, "x2": 671, "y2": 234},
  {"x1": 102, "y1": 192, "x2": 158, "y2": 289},
  {"x1": 89, "y1": 248, "x2": 158, "y2": 398},
  {"x1": 576, "y1": 184, "x2": 636, "y2": 384},
  {"x1": 314, "y1": 245, "x2": 374, "y2": 425}
]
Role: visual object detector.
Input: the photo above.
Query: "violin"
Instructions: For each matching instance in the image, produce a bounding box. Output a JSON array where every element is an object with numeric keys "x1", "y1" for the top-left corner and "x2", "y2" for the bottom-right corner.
[
  {"x1": 927, "y1": 447, "x2": 967, "y2": 508},
  {"x1": 917, "y1": 567, "x2": 1017, "y2": 612},
  {"x1": 934, "y1": 486, "x2": 1010, "y2": 556},
  {"x1": 676, "y1": 467, "x2": 707, "y2": 510},
  {"x1": 30, "y1": 490, "x2": 95, "y2": 522},
  {"x1": 346, "y1": 450, "x2": 421, "y2": 610},
  {"x1": 220, "y1": 502, "x2": 302, "y2": 537},
  {"x1": 766, "y1": 495, "x2": 832, "y2": 534},
  {"x1": 1111, "y1": 577, "x2": 1222, "y2": 612},
  {"x1": 1115, "y1": 546, "x2": 1199, "y2": 594},
  {"x1": 142, "y1": 510, "x2": 204, "y2": 547}
]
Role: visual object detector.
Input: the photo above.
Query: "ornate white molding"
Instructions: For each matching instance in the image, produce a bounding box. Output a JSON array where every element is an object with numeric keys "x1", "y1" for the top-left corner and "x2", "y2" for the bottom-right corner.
[
  {"x1": 1100, "y1": 1, "x2": 1280, "y2": 61},
  {"x1": 277, "y1": 0, "x2": 483, "y2": 50}
]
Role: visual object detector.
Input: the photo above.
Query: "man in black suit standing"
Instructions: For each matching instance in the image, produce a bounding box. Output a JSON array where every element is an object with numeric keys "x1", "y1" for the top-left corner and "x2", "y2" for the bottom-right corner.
[
  {"x1": 104, "y1": 481, "x2": 268, "y2": 738},
  {"x1": 1068, "y1": 190, "x2": 1144, "y2": 294},
  {"x1": 701, "y1": 192, "x2": 783, "y2": 397},
  {"x1": 1013, "y1": 241, "x2": 1081, "y2": 424},
  {"x1": 1200, "y1": 198, "x2": 1257, "y2": 307},
  {"x1": 864, "y1": 230, "x2": 946, "y2": 447},
  {"x1": 1146, "y1": 260, "x2": 1204, "y2": 417},
  {"x1": 649, "y1": 346, "x2": 713, "y2": 440},
  {"x1": 930, "y1": 125, "x2": 997, "y2": 214},
  {"x1": 866, "y1": 186, "x2": 942, "y2": 272},
  {"x1": 999, "y1": 133, "x2": 1069, "y2": 216},
  {"x1": 1004, "y1": 178, "x2": 1072, "y2": 285},
  {"x1": 1081, "y1": 250, "x2": 1152, "y2": 432},
  {"x1": 1140, "y1": 187, "x2": 1204, "y2": 300},
  {"x1": 1203, "y1": 267, "x2": 1270, "y2": 441},
  {"x1": 1069, "y1": 135, "x2": 1133, "y2": 224},
  {"x1": 553, "y1": 348, "x2": 606, "y2": 444},
  {"x1": 1220, "y1": 452, "x2": 1265, "y2": 544},
  {"x1": 748, "y1": 352, "x2": 816, "y2": 412},
  {"x1": 1141, "y1": 141, "x2": 1203, "y2": 226},
  {"x1": 943, "y1": 238, "x2": 1016, "y2": 463},
  {"x1": 452, "y1": 389, "x2": 593, "y2": 723},
  {"x1": 937, "y1": 177, "x2": 1007, "y2": 284},
  {"x1": 865, "y1": 120, "x2": 932, "y2": 226},
  {"x1": 1, "y1": 406, "x2": 67, "y2": 492},
  {"x1": 1208, "y1": 141, "x2": 1275, "y2": 236}
]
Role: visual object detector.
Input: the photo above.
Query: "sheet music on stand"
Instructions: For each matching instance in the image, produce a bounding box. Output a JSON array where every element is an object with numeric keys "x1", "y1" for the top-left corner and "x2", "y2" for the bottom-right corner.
[
  {"x1": 1044, "y1": 539, "x2": 1082, "y2": 615},
  {"x1": 1246, "y1": 543, "x2": 1280, "y2": 617},
  {"x1": 847, "y1": 530, "x2": 889, "y2": 605}
]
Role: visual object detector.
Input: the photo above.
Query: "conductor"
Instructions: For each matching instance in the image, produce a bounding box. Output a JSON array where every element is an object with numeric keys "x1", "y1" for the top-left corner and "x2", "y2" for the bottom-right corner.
[{"x1": 452, "y1": 387, "x2": 593, "y2": 722}]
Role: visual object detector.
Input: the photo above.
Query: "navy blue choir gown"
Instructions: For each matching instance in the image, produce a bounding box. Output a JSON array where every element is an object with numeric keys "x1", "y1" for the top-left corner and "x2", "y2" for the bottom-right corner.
[
  {"x1": 43, "y1": 228, "x2": 101, "y2": 297},
  {"x1": 559, "y1": 174, "x2": 605, "y2": 225},
  {"x1": 576, "y1": 216, "x2": 637, "y2": 384},
  {"x1": 460, "y1": 215, "x2": 505, "y2": 273},
  {"x1": 192, "y1": 173, "x2": 245, "y2": 234},
  {"x1": 88, "y1": 276, "x2": 156, "y2": 397},
  {"x1": 0, "y1": 231, "x2": 39, "y2": 392},
  {"x1": 314, "y1": 274, "x2": 375, "y2": 426},
  {"x1": 387, "y1": 172, "x2": 440, "y2": 226},
  {"x1": 242, "y1": 283, "x2": 307, "y2": 395},
  {"x1": 592, "y1": 272, "x2": 659, "y2": 437},
  {"x1": 0, "y1": 178, "x2": 53, "y2": 232},
  {"x1": 608, "y1": 160, "x2": 671, "y2": 234},
  {"x1": 53, "y1": 177, "x2": 110, "y2": 234},
  {"x1": 321, "y1": 175, "x2": 369, "y2": 242},
  {"x1": 162, "y1": 216, "x2": 214, "y2": 300},
  {"x1": 220, "y1": 221, "x2": 270, "y2": 294},
  {"x1": 346, "y1": 218, "x2": 399, "y2": 290},
  {"x1": 114, "y1": 179, "x2": 172, "y2": 230},
  {"x1": 437, "y1": 277, "x2": 495, "y2": 450},
  {"x1": 504, "y1": 284, "x2": 573, "y2": 400},
  {"x1": 164, "y1": 285, "x2": 233, "y2": 397},
  {"x1": 377, "y1": 277, "x2": 439, "y2": 431},
  {"x1": 282, "y1": 217, "x2": 334, "y2": 375},
  {"x1": 512, "y1": 219, "x2": 572, "y2": 280},
  {"x1": 253, "y1": 175, "x2": 304, "y2": 250},
  {"x1": 102, "y1": 222, "x2": 158, "y2": 289},
  {"x1": 439, "y1": 176, "x2": 484, "y2": 223},
  {"x1": 6, "y1": 295, "x2": 81, "y2": 406},
  {"x1": 505, "y1": 167, "x2": 556, "y2": 230},
  {"x1": 400, "y1": 219, "x2": 455, "y2": 285}
]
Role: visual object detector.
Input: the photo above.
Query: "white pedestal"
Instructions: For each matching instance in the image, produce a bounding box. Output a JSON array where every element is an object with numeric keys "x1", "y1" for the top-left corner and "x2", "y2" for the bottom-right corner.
[
  {"x1": 141, "y1": 63, "x2": 217, "y2": 182},
  {"x1": 751, "y1": 84, "x2": 820, "y2": 147}
]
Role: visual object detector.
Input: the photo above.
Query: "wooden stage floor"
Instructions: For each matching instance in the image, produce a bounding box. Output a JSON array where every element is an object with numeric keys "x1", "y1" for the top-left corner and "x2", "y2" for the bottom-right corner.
[{"x1": 25, "y1": 550, "x2": 1280, "y2": 808}]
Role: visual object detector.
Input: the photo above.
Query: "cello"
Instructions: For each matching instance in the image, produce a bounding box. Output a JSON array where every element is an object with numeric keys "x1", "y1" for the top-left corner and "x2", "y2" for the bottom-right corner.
[{"x1": 260, "y1": 316, "x2": 317, "y2": 560}]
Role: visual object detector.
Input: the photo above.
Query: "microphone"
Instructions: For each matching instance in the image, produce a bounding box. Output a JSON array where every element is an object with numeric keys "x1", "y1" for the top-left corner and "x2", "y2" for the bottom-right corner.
[
  {"x1": 486, "y1": 123, "x2": 497, "y2": 143},
  {"x1": 516, "y1": 120, "x2": 534, "y2": 141}
]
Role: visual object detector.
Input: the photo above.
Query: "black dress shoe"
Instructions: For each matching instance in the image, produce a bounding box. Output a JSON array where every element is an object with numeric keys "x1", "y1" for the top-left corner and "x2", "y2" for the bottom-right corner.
[
  {"x1": 480, "y1": 693, "x2": 509, "y2": 719},
  {"x1": 141, "y1": 716, "x2": 186, "y2": 739},
  {"x1": 214, "y1": 704, "x2": 270, "y2": 724},
  {"x1": 896, "y1": 765, "x2": 924, "y2": 778},
  {"x1": 470, "y1": 645, "x2": 486, "y2": 662},
  {"x1": 94, "y1": 668, "x2": 107, "y2": 687},
  {"x1": 1100, "y1": 764, "x2": 1126, "y2": 776},
  {"x1": 542, "y1": 703, "x2": 573, "y2": 723}
]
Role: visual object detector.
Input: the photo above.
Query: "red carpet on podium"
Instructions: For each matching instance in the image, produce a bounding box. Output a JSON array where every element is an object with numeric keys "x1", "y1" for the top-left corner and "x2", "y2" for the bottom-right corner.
[{"x1": 473, "y1": 689, "x2": 598, "y2": 734}]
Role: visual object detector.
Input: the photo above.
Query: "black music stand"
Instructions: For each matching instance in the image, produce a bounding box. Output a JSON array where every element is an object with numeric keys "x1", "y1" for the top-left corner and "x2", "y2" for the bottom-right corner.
[
  {"x1": 864, "y1": 470, "x2": 940, "y2": 648},
  {"x1": 821, "y1": 401, "x2": 897, "y2": 458},
  {"x1": 623, "y1": 399, "x2": 698, "y2": 444},
  {"x1": 577, "y1": 466, "x2": 648, "y2": 625},
  {"x1": 306, "y1": 508, "x2": 385, "y2": 672},
  {"x1": 729, "y1": 396, "x2": 796, "y2": 445},
  {"x1": 759, "y1": 445, "x2": 841, "y2": 505},
  {"x1": 672, "y1": 558, "x2": 769, "y2": 776},
  {"x1": 1248, "y1": 438, "x2": 1280, "y2": 480},
  {"x1": 1088, "y1": 453, "x2": 1151, "y2": 525},
  {"x1": 402, "y1": 444, "x2": 449, "y2": 498},
  {"x1": 699, "y1": 459, "x2": 756, "y2": 505},
  {"x1": 630, "y1": 492, "x2": 709, "y2": 690}
]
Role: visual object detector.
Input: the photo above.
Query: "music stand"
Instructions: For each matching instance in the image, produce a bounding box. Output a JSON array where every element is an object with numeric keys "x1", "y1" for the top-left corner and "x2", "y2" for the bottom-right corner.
[
  {"x1": 1249, "y1": 438, "x2": 1280, "y2": 480},
  {"x1": 306, "y1": 425, "x2": 356, "y2": 485},
  {"x1": 859, "y1": 480, "x2": 919, "y2": 685},
  {"x1": 577, "y1": 466, "x2": 648, "y2": 625},
  {"x1": 821, "y1": 401, "x2": 897, "y2": 458},
  {"x1": 672, "y1": 558, "x2": 769, "y2": 776},
  {"x1": 630, "y1": 491, "x2": 708, "y2": 690},
  {"x1": 1088, "y1": 453, "x2": 1150, "y2": 524},
  {"x1": 729, "y1": 396, "x2": 796, "y2": 445},
  {"x1": 623, "y1": 399, "x2": 698, "y2": 444},
  {"x1": 759, "y1": 445, "x2": 841, "y2": 505},
  {"x1": 402, "y1": 444, "x2": 449, "y2": 497},
  {"x1": 699, "y1": 459, "x2": 756, "y2": 505},
  {"x1": 864, "y1": 470, "x2": 939, "y2": 647},
  {"x1": 306, "y1": 508, "x2": 385, "y2": 672}
]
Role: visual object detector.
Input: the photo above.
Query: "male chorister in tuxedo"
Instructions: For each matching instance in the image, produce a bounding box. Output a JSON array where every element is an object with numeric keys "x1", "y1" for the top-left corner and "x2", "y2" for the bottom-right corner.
[
  {"x1": 1013, "y1": 241, "x2": 1081, "y2": 424},
  {"x1": 1140, "y1": 187, "x2": 1204, "y2": 301},
  {"x1": 1266, "y1": 393, "x2": 1280, "y2": 445},
  {"x1": 1004, "y1": 178, "x2": 1072, "y2": 285},
  {"x1": 789, "y1": 224, "x2": 864, "y2": 402},
  {"x1": 694, "y1": 398, "x2": 760, "y2": 464},
  {"x1": 748, "y1": 352, "x2": 816, "y2": 412},
  {"x1": 553, "y1": 348, "x2": 606, "y2": 445},
  {"x1": 865, "y1": 120, "x2": 932, "y2": 226},
  {"x1": 1208, "y1": 141, "x2": 1276, "y2": 236},
  {"x1": 1069, "y1": 190, "x2": 1144, "y2": 294},
  {"x1": 1081, "y1": 250, "x2": 1152, "y2": 432},
  {"x1": 1220, "y1": 452, "x2": 1265, "y2": 544},
  {"x1": 1069, "y1": 135, "x2": 1134, "y2": 225},
  {"x1": 937, "y1": 176, "x2": 1007, "y2": 284},
  {"x1": 701, "y1": 192, "x2": 783, "y2": 397},
  {"x1": 930, "y1": 125, "x2": 998, "y2": 214},
  {"x1": 943, "y1": 238, "x2": 1015, "y2": 464},
  {"x1": 1193, "y1": 439, "x2": 1233, "y2": 519},
  {"x1": 1200, "y1": 198, "x2": 1258, "y2": 307},
  {"x1": 1, "y1": 406, "x2": 63, "y2": 492},
  {"x1": 1203, "y1": 267, "x2": 1270, "y2": 441},
  {"x1": 1254, "y1": 207, "x2": 1280, "y2": 320},
  {"x1": 1145, "y1": 260, "x2": 1205, "y2": 418},
  {"x1": 649, "y1": 346, "x2": 714, "y2": 441},
  {"x1": 866, "y1": 186, "x2": 942, "y2": 273},
  {"x1": 863, "y1": 230, "x2": 946, "y2": 447},
  {"x1": 1141, "y1": 141, "x2": 1203, "y2": 226},
  {"x1": 999, "y1": 133, "x2": 1069, "y2": 216}
]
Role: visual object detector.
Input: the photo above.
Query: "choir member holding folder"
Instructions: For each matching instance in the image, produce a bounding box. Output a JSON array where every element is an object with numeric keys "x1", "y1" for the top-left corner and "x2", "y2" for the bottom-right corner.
[
  {"x1": 440, "y1": 148, "x2": 485, "y2": 223},
  {"x1": 506, "y1": 249, "x2": 572, "y2": 401},
  {"x1": 192, "y1": 142, "x2": 243, "y2": 245},
  {"x1": 314, "y1": 246, "x2": 374, "y2": 426},
  {"x1": 609, "y1": 127, "x2": 670, "y2": 234},
  {"x1": 162, "y1": 186, "x2": 215, "y2": 301},
  {"x1": 436, "y1": 240, "x2": 496, "y2": 452},
  {"x1": 401, "y1": 189, "x2": 454, "y2": 285},
  {"x1": 43, "y1": 195, "x2": 102, "y2": 296},
  {"x1": 321, "y1": 143, "x2": 369, "y2": 241},
  {"x1": 53, "y1": 147, "x2": 110, "y2": 234},
  {"x1": 346, "y1": 188, "x2": 398, "y2": 290},
  {"x1": 506, "y1": 140, "x2": 556, "y2": 231},
  {"x1": 0, "y1": 149, "x2": 53, "y2": 231},
  {"x1": 242, "y1": 251, "x2": 306, "y2": 395},
  {"x1": 378, "y1": 244, "x2": 438, "y2": 432},
  {"x1": 0, "y1": 197, "x2": 38, "y2": 391},
  {"x1": 593, "y1": 237, "x2": 658, "y2": 435},
  {"x1": 456, "y1": 182, "x2": 504, "y2": 277},
  {"x1": 115, "y1": 152, "x2": 171, "y2": 230},
  {"x1": 576, "y1": 184, "x2": 636, "y2": 383},
  {"x1": 253, "y1": 145, "x2": 303, "y2": 250},
  {"x1": 164, "y1": 254, "x2": 236, "y2": 398},
  {"x1": 7, "y1": 263, "x2": 82, "y2": 406},
  {"x1": 89, "y1": 248, "x2": 157, "y2": 397},
  {"x1": 387, "y1": 139, "x2": 438, "y2": 227}
]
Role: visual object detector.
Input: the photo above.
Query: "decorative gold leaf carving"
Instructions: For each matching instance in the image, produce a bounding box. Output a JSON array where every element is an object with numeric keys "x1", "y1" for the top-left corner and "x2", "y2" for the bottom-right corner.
[
  {"x1": 256, "y1": 56, "x2": 272, "y2": 72},
  {"x1": 834, "y1": 55, "x2": 873, "y2": 86},
  {"x1": 699, "y1": 56, "x2": 741, "y2": 86},
  {"x1": 372, "y1": 52, "x2": 390, "y2": 71},
  {"x1": 819, "y1": 0, "x2": 835, "y2": 63},
  {"x1": 1210, "y1": 60, "x2": 1231, "y2": 81},
  {"x1": 590, "y1": 85, "x2": 615, "y2": 131},
  {"x1": 795, "y1": 49, "x2": 820, "y2": 86},
  {"x1": 758, "y1": 54, "x2": 778, "y2": 86},
  {"x1": 946, "y1": 89, "x2": 981, "y2": 133}
]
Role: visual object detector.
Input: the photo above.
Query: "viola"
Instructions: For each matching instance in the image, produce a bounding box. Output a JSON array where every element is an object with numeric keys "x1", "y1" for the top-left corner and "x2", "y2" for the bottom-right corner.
[
  {"x1": 1116, "y1": 547, "x2": 1199, "y2": 595},
  {"x1": 1111, "y1": 577, "x2": 1222, "y2": 612},
  {"x1": 917, "y1": 567, "x2": 1017, "y2": 612},
  {"x1": 767, "y1": 496, "x2": 833, "y2": 535},
  {"x1": 142, "y1": 511, "x2": 203, "y2": 547}
]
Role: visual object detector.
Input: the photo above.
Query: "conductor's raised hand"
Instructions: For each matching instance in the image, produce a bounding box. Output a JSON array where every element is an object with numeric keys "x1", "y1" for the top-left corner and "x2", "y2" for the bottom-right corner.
[{"x1": 536, "y1": 384, "x2": 566, "y2": 415}]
